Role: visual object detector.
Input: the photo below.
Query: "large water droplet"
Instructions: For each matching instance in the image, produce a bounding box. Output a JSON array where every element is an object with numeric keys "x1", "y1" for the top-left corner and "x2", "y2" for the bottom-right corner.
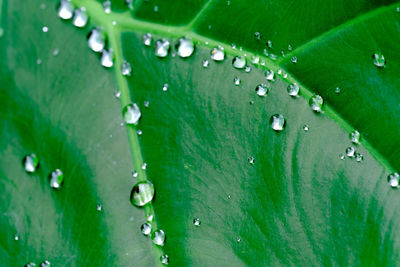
[
  {"x1": 232, "y1": 56, "x2": 246, "y2": 69},
  {"x1": 176, "y1": 37, "x2": 195, "y2": 58},
  {"x1": 130, "y1": 181, "x2": 155, "y2": 207},
  {"x1": 103, "y1": 0, "x2": 111, "y2": 13},
  {"x1": 123, "y1": 103, "x2": 141, "y2": 125},
  {"x1": 388, "y1": 173, "x2": 399, "y2": 188},
  {"x1": 193, "y1": 218, "x2": 201, "y2": 226},
  {"x1": 73, "y1": 7, "x2": 88, "y2": 28},
  {"x1": 141, "y1": 222, "x2": 152, "y2": 236},
  {"x1": 155, "y1": 39, "x2": 170, "y2": 58},
  {"x1": 345, "y1": 147, "x2": 355, "y2": 158},
  {"x1": 160, "y1": 254, "x2": 169, "y2": 265},
  {"x1": 270, "y1": 114, "x2": 286, "y2": 131},
  {"x1": 39, "y1": 260, "x2": 51, "y2": 267},
  {"x1": 255, "y1": 84, "x2": 269, "y2": 97},
  {"x1": 350, "y1": 130, "x2": 360, "y2": 145},
  {"x1": 287, "y1": 83, "x2": 299, "y2": 97},
  {"x1": 49, "y1": 169, "x2": 64, "y2": 189},
  {"x1": 101, "y1": 49, "x2": 113, "y2": 68},
  {"x1": 372, "y1": 52, "x2": 385, "y2": 68},
  {"x1": 309, "y1": 95, "x2": 323, "y2": 112},
  {"x1": 210, "y1": 46, "x2": 225, "y2": 61},
  {"x1": 151, "y1": 229, "x2": 166, "y2": 246},
  {"x1": 121, "y1": 60, "x2": 132, "y2": 76},
  {"x1": 22, "y1": 154, "x2": 39, "y2": 173},
  {"x1": 265, "y1": 70, "x2": 275, "y2": 81},
  {"x1": 88, "y1": 28, "x2": 105, "y2": 53},
  {"x1": 58, "y1": 0, "x2": 74, "y2": 20}
]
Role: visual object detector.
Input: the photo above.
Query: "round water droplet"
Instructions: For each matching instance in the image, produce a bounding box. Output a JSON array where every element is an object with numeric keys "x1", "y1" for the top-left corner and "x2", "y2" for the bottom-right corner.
[
  {"x1": 88, "y1": 28, "x2": 105, "y2": 53},
  {"x1": 291, "y1": 56, "x2": 298, "y2": 63},
  {"x1": 151, "y1": 229, "x2": 165, "y2": 246},
  {"x1": 202, "y1": 60, "x2": 209, "y2": 68},
  {"x1": 73, "y1": 7, "x2": 88, "y2": 28},
  {"x1": 14, "y1": 234, "x2": 19, "y2": 241},
  {"x1": 39, "y1": 260, "x2": 51, "y2": 267},
  {"x1": 101, "y1": 49, "x2": 114, "y2": 68},
  {"x1": 121, "y1": 60, "x2": 132, "y2": 76},
  {"x1": 255, "y1": 84, "x2": 269, "y2": 97},
  {"x1": 251, "y1": 55, "x2": 260, "y2": 64},
  {"x1": 248, "y1": 156, "x2": 255, "y2": 165},
  {"x1": 287, "y1": 83, "x2": 299, "y2": 97},
  {"x1": 309, "y1": 95, "x2": 323, "y2": 112},
  {"x1": 345, "y1": 147, "x2": 355, "y2": 158},
  {"x1": 176, "y1": 37, "x2": 195, "y2": 58},
  {"x1": 154, "y1": 5, "x2": 159, "y2": 12},
  {"x1": 142, "y1": 33, "x2": 152, "y2": 46},
  {"x1": 388, "y1": 173, "x2": 399, "y2": 188},
  {"x1": 49, "y1": 169, "x2": 64, "y2": 189},
  {"x1": 137, "y1": 129, "x2": 142, "y2": 135},
  {"x1": 141, "y1": 222, "x2": 152, "y2": 236},
  {"x1": 162, "y1": 83, "x2": 169, "y2": 91},
  {"x1": 210, "y1": 46, "x2": 225, "y2": 61},
  {"x1": 58, "y1": 0, "x2": 74, "y2": 20},
  {"x1": 372, "y1": 52, "x2": 385, "y2": 68},
  {"x1": 42, "y1": 26, "x2": 48, "y2": 33},
  {"x1": 236, "y1": 237, "x2": 241, "y2": 242},
  {"x1": 52, "y1": 48, "x2": 60, "y2": 56},
  {"x1": 234, "y1": 77, "x2": 240, "y2": 86},
  {"x1": 103, "y1": 0, "x2": 111, "y2": 13},
  {"x1": 232, "y1": 56, "x2": 246, "y2": 69},
  {"x1": 25, "y1": 262, "x2": 37, "y2": 267},
  {"x1": 130, "y1": 181, "x2": 155, "y2": 207},
  {"x1": 335, "y1": 87, "x2": 341, "y2": 94},
  {"x1": 266, "y1": 40, "x2": 273, "y2": 49},
  {"x1": 22, "y1": 154, "x2": 39, "y2": 173},
  {"x1": 144, "y1": 100, "x2": 150, "y2": 107},
  {"x1": 132, "y1": 171, "x2": 138, "y2": 177},
  {"x1": 265, "y1": 70, "x2": 275, "y2": 81},
  {"x1": 155, "y1": 39, "x2": 170, "y2": 58},
  {"x1": 339, "y1": 154, "x2": 345, "y2": 160},
  {"x1": 355, "y1": 153, "x2": 363, "y2": 162},
  {"x1": 122, "y1": 103, "x2": 141, "y2": 125},
  {"x1": 114, "y1": 90, "x2": 121, "y2": 99},
  {"x1": 245, "y1": 66, "x2": 251, "y2": 73},
  {"x1": 270, "y1": 114, "x2": 286, "y2": 131},
  {"x1": 303, "y1": 125, "x2": 309, "y2": 132},
  {"x1": 350, "y1": 130, "x2": 360, "y2": 145},
  {"x1": 193, "y1": 218, "x2": 201, "y2": 226},
  {"x1": 160, "y1": 254, "x2": 169, "y2": 265}
]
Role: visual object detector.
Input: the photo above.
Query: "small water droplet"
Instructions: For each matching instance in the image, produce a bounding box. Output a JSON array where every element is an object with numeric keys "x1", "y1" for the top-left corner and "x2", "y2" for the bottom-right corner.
[
  {"x1": 388, "y1": 173, "x2": 399, "y2": 188},
  {"x1": 236, "y1": 237, "x2": 241, "y2": 242},
  {"x1": 335, "y1": 87, "x2": 341, "y2": 94},
  {"x1": 255, "y1": 84, "x2": 269, "y2": 97},
  {"x1": 245, "y1": 66, "x2": 251, "y2": 73},
  {"x1": 96, "y1": 204, "x2": 102, "y2": 211},
  {"x1": 202, "y1": 59, "x2": 209, "y2": 68},
  {"x1": 155, "y1": 39, "x2": 170, "y2": 58},
  {"x1": 291, "y1": 56, "x2": 298, "y2": 64},
  {"x1": 350, "y1": 130, "x2": 360, "y2": 145},
  {"x1": 266, "y1": 40, "x2": 272, "y2": 49},
  {"x1": 193, "y1": 218, "x2": 201, "y2": 226},
  {"x1": 345, "y1": 147, "x2": 355, "y2": 158},
  {"x1": 372, "y1": 52, "x2": 385, "y2": 68},
  {"x1": 141, "y1": 222, "x2": 152, "y2": 236},
  {"x1": 396, "y1": 6, "x2": 400, "y2": 12},
  {"x1": 265, "y1": 70, "x2": 275, "y2": 81},
  {"x1": 248, "y1": 156, "x2": 255, "y2": 165},
  {"x1": 355, "y1": 153, "x2": 363, "y2": 162},
  {"x1": 232, "y1": 56, "x2": 246, "y2": 69},
  {"x1": 114, "y1": 90, "x2": 121, "y2": 99},
  {"x1": 141, "y1": 162, "x2": 147, "y2": 170},
  {"x1": 22, "y1": 154, "x2": 39, "y2": 173},
  {"x1": 103, "y1": 0, "x2": 111, "y2": 13},
  {"x1": 144, "y1": 100, "x2": 150, "y2": 107},
  {"x1": 309, "y1": 95, "x2": 323, "y2": 112},
  {"x1": 88, "y1": 28, "x2": 105, "y2": 52},
  {"x1": 160, "y1": 254, "x2": 169, "y2": 265},
  {"x1": 52, "y1": 48, "x2": 59, "y2": 56},
  {"x1": 101, "y1": 49, "x2": 114, "y2": 68},
  {"x1": 36, "y1": 58, "x2": 42, "y2": 65},
  {"x1": 42, "y1": 26, "x2": 48, "y2": 33},
  {"x1": 122, "y1": 103, "x2": 141, "y2": 125},
  {"x1": 154, "y1": 5, "x2": 159, "y2": 12},
  {"x1": 254, "y1": 32, "x2": 261, "y2": 40},
  {"x1": 132, "y1": 171, "x2": 138, "y2": 178},
  {"x1": 152, "y1": 229, "x2": 166, "y2": 246},
  {"x1": 269, "y1": 53, "x2": 278, "y2": 60},
  {"x1": 288, "y1": 44, "x2": 292, "y2": 51},
  {"x1": 162, "y1": 83, "x2": 169, "y2": 91},
  {"x1": 287, "y1": 83, "x2": 299, "y2": 97},
  {"x1": 137, "y1": 129, "x2": 143, "y2": 135},
  {"x1": 130, "y1": 181, "x2": 155, "y2": 207},
  {"x1": 142, "y1": 33, "x2": 152, "y2": 46},
  {"x1": 234, "y1": 77, "x2": 240, "y2": 86},
  {"x1": 227, "y1": 194, "x2": 231, "y2": 199},
  {"x1": 49, "y1": 169, "x2": 64, "y2": 189},
  {"x1": 14, "y1": 234, "x2": 19, "y2": 241},
  {"x1": 210, "y1": 46, "x2": 225, "y2": 61},
  {"x1": 270, "y1": 114, "x2": 286, "y2": 131},
  {"x1": 303, "y1": 125, "x2": 309, "y2": 132},
  {"x1": 121, "y1": 60, "x2": 132, "y2": 76},
  {"x1": 146, "y1": 213, "x2": 154, "y2": 222},
  {"x1": 25, "y1": 262, "x2": 37, "y2": 267},
  {"x1": 339, "y1": 154, "x2": 345, "y2": 160},
  {"x1": 39, "y1": 260, "x2": 51, "y2": 267},
  {"x1": 73, "y1": 7, "x2": 88, "y2": 28},
  {"x1": 251, "y1": 55, "x2": 260, "y2": 64},
  {"x1": 58, "y1": 0, "x2": 74, "y2": 20},
  {"x1": 176, "y1": 37, "x2": 195, "y2": 58}
]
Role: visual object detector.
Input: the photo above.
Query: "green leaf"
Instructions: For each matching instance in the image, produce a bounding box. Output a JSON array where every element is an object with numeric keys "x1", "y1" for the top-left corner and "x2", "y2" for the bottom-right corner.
[{"x1": 1, "y1": 0, "x2": 400, "y2": 266}]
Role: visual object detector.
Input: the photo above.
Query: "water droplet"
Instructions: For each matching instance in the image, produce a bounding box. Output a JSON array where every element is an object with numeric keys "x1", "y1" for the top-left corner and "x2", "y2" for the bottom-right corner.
[
  {"x1": 22, "y1": 154, "x2": 39, "y2": 173},
  {"x1": 96, "y1": 203, "x2": 102, "y2": 211},
  {"x1": 146, "y1": 213, "x2": 154, "y2": 222},
  {"x1": 52, "y1": 48, "x2": 60, "y2": 56},
  {"x1": 137, "y1": 129, "x2": 143, "y2": 135},
  {"x1": 266, "y1": 40, "x2": 272, "y2": 49},
  {"x1": 335, "y1": 87, "x2": 341, "y2": 94},
  {"x1": 248, "y1": 156, "x2": 255, "y2": 165},
  {"x1": 151, "y1": 229, "x2": 166, "y2": 246},
  {"x1": 193, "y1": 218, "x2": 201, "y2": 226},
  {"x1": 372, "y1": 52, "x2": 385, "y2": 68},
  {"x1": 309, "y1": 95, "x2": 323, "y2": 112},
  {"x1": 270, "y1": 114, "x2": 286, "y2": 131},
  {"x1": 123, "y1": 103, "x2": 141, "y2": 125},
  {"x1": 345, "y1": 147, "x2": 355, "y2": 158},
  {"x1": 303, "y1": 125, "x2": 309, "y2": 132},
  {"x1": 42, "y1": 26, "x2": 48, "y2": 33},
  {"x1": 73, "y1": 7, "x2": 88, "y2": 28},
  {"x1": 140, "y1": 222, "x2": 152, "y2": 236},
  {"x1": 25, "y1": 262, "x2": 37, "y2": 267},
  {"x1": 121, "y1": 60, "x2": 132, "y2": 76},
  {"x1": 355, "y1": 153, "x2": 363, "y2": 162},
  {"x1": 162, "y1": 83, "x2": 169, "y2": 91},
  {"x1": 14, "y1": 234, "x2": 19, "y2": 241},
  {"x1": 202, "y1": 59, "x2": 209, "y2": 68},
  {"x1": 287, "y1": 83, "x2": 299, "y2": 97},
  {"x1": 269, "y1": 53, "x2": 278, "y2": 60},
  {"x1": 160, "y1": 254, "x2": 169, "y2": 265},
  {"x1": 88, "y1": 28, "x2": 105, "y2": 52},
  {"x1": 254, "y1": 32, "x2": 261, "y2": 40},
  {"x1": 388, "y1": 173, "x2": 399, "y2": 188},
  {"x1": 101, "y1": 49, "x2": 114, "y2": 68},
  {"x1": 255, "y1": 84, "x2": 269, "y2": 97},
  {"x1": 234, "y1": 77, "x2": 240, "y2": 86},
  {"x1": 144, "y1": 100, "x2": 150, "y2": 108},
  {"x1": 130, "y1": 181, "x2": 155, "y2": 207},
  {"x1": 210, "y1": 46, "x2": 225, "y2": 61},
  {"x1": 236, "y1": 237, "x2": 241, "y2": 242},
  {"x1": 245, "y1": 66, "x2": 252, "y2": 73},
  {"x1": 154, "y1": 5, "x2": 159, "y2": 12},
  {"x1": 291, "y1": 56, "x2": 297, "y2": 64},
  {"x1": 350, "y1": 130, "x2": 360, "y2": 145},
  {"x1": 132, "y1": 171, "x2": 138, "y2": 178},
  {"x1": 142, "y1": 33, "x2": 152, "y2": 46},
  {"x1": 176, "y1": 37, "x2": 195, "y2": 58},
  {"x1": 155, "y1": 39, "x2": 170, "y2": 58},
  {"x1": 141, "y1": 162, "x2": 147, "y2": 170},
  {"x1": 58, "y1": 0, "x2": 74, "y2": 20},
  {"x1": 114, "y1": 90, "x2": 121, "y2": 99},
  {"x1": 232, "y1": 56, "x2": 246, "y2": 69},
  {"x1": 288, "y1": 44, "x2": 293, "y2": 51},
  {"x1": 36, "y1": 59, "x2": 42, "y2": 65},
  {"x1": 103, "y1": 0, "x2": 111, "y2": 13},
  {"x1": 39, "y1": 260, "x2": 51, "y2": 267},
  {"x1": 251, "y1": 55, "x2": 260, "y2": 64},
  {"x1": 265, "y1": 70, "x2": 275, "y2": 81},
  {"x1": 339, "y1": 154, "x2": 345, "y2": 160},
  {"x1": 397, "y1": 6, "x2": 400, "y2": 12},
  {"x1": 49, "y1": 169, "x2": 64, "y2": 189}
]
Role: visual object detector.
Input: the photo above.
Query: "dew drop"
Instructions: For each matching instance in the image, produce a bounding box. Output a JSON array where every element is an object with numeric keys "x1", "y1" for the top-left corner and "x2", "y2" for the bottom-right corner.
[
  {"x1": 288, "y1": 44, "x2": 293, "y2": 51},
  {"x1": 160, "y1": 254, "x2": 169, "y2": 265},
  {"x1": 245, "y1": 66, "x2": 252, "y2": 73},
  {"x1": 269, "y1": 53, "x2": 278, "y2": 60},
  {"x1": 114, "y1": 90, "x2": 121, "y2": 99},
  {"x1": 152, "y1": 229, "x2": 166, "y2": 246},
  {"x1": 309, "y1": 95, "x2": 323, "y2": 112},
  {"x1": 25, "y1": 262, "x2": 37, "y2": 267},
  {"x1": 137, "y1": 129, "x2": 142, "y2": 135},
  {"x1": 142, "y1": 33, "x2": 152, "y2": 46},
  {"x1": 265, "y1": 70, "x2": 275, "y2": 81},
  {"x1": 132, "y1": 171, "x2": 138, "y2": 177},
  {"x1": 103, "y1": 0, "x2": 111, "y2": 13},
  {"x1": 155, "y1": 39, "x2": 170, "y2": 58},
  {"x1": 144, "y1": 100, "x2": 150, "y2": 107},
  {"x1": 234, "y1": 77, "x2": 240, "y2": 86},
  {"x1": 58, "y1": 0, "x2": 74, "y2": 20},
  {"x1": 232, "y1": 56, "x2": 246, "y2": 69},
  {"x1": 202, "y1": 59, "x2": 209, "y2": 68},
  {"x1": 372, "y1": 52, "x2": 385, "y2": 68},
  {"x1": 248, "y1": 156, "x2": 255, "y2": 165},
  {"x1": 388, "y1": 173, "x2": 399, "y2": 188},
  {"x1": 303, "y1": 125, "x2": 309, "y2": 132},
  {"x1": 52, "y1": 48, "x2": 60, "y2": 56},
  {"x1": 122, "y1": 103, "x2": 141, "y2": 125},
  {"x1": 22, "y1": 154, "x2": 39, "y2": 173},
  {"x1": 39, "y1": 260, "x2": 51, "y2": 267},
  {"x1": 121, "y1": 60, "x2": 132, "y2": 76},
  {"x1": 355, "y1": 153, "x2": 363, "y2": 162},
  {"x1": 251, "y1": 55, "x2": 260, "y2": 64},
  {"x1": 335, "y1": 87, "x2": 341, "y2": 94},
  {"x1": 255, "y1": 84, "x2": 269, "y2": 97},
  {"x1": 88, "y1": 28, "x2": 105, "y2": 52},
  {"x1": 236, "y1": 237, "x2": 241, "y2": 242},
  {"x1": 397, "y1": 6, "x2": 400, "y2": 12},
  {"x1": 291, "y1": 56, "x2": 298, "y2": 64},
  {"x1": 176, "y1": 37, "x2": 195, "y2": 58},
  {"x1": 266, "y1": 40, "x2": 272, "y2": 49},
  {"x1": 14, "y1": 234, "x2": 19, "y2": 241},
  {"x1": 154, "y1": 5, "x2": 159, "y2": 12},
  {"x1": 254, "y1": 32, "x2": 261, "y2": 40},
  {"x1": 287, "y1": 83, "x2": 299, "y2": 97},
  {"x1": 146, "y1": 213, "x2": 154, "y2": 222},
  {"x1": 36, "y1": 59, "x2": 42, "y2": 65},
  {"x1": 141, "y1": 162, "x2": 147, "y2": 170},
  {"x1": 42, "y1": 26, "x2": 48, "y2": 33},
  {"x1": 345, "y1": 147, "x2": 355, "y2": 158},
  {"x1": 210, "y1": 46, "x2": 225, "y2": 61},
  {"x1": 162, "y1": 83, "x2": 169, "y2": 92},
  {"x1": 339, "y1": 154, "x2": 345, "y2": 160},
  {"x1": 49, "y1": 169, "x2": 64, "y2": 189},
  {"x1": 141, "y1": 222, "x2": 152, "y2": 236},
  {"x1": 73, "y1": 7, "x2": 88, "y2": 28},
  {"x1": 96, "y1": 203, "x2": 102, "y2": 211},
  {"x1": 193, "y1": 218, "x2": 201, "y2": 226},
  {"x1": 101, "y1": 49, "x2": 114, "y2": 68},
  {"x1": 350, "y1": 130, "x2": 360, "y2": 145},
  {"x1": 130, "y1": 181, "x2": 155, "y2": 207},
  {"x1": 270, "y1": 114, "x2": 286, "y2": 131}
]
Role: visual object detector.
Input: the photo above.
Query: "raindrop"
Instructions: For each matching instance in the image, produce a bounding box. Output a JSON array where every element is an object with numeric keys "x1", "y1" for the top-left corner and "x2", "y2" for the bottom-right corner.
[
  {"x1": 309, "y1": 95, "x2": 323, "y2": 112},
  {"x1": 58, "y1": 0, "x2": 74, "y2": 20},
  {"x1": 248, "y1": 156, "x2": 255, "y2": 165},
  {"x1": 210, "y1": 46, "x2": 225, "y2": 61},
  {"x1": 142, "y1": 33, "x2": 152, "y2": 46},
  {"x1": 176, "y1": 37, "x2": 195, "y2": 58},
  {"x1": 193, "y1": 218, "x2": 201, "y2": 226},
  {"x1": 121, "y1": 60, "x2": 132, "y2": 76},
  {"x1": 303, "y1": 125, "x2": 309, "y2": 132},
  {"x1": 88, "y1": 28, "x2": 105, "y2": 53},
  {"x1": 155, "y1": 39, "x2": 170, "y2": 58},
  {"x1": 245, "y1": 66, "x2": 251, "y2": 73},
  {"x1": 202, "y1": 60, "x2": 209, "y2": 68},
  {"x1": 345, "y1": 147, "x2": 355, "y2": 158},
  {"x1": 350, "y1": 130, "x2": 360, "y2": 145},
  {"x1": 122, "y1": 103, "x2": 141, "y2": 125},
  {"x1": 101, "y1": 49, "x2": 114, "y2": 68},
  {"x1": 234, "y1": 77, "x2": 240, "y2": 86},
  {"x1": 255, "y1": 84, "x2": 269, "y2": 97},
  {"x1": 103, "y1": 0, "x2": 111, "y2": 13},
  {"x1": 42, "y1": 26, "x2": 48, "y2": 33},
  {"x1": 73, "y1": 7, "x2": 88, "y2": 28},
  {"x1": 160, "y1": 254, "x2": 169, "y2": 265},
  {"x1": 270, "y1": 114, "x2": 286, "y2": 131},
  {"x1": 162, "y1": 83, "x2": 169, "y2": 91},
  {"x1": 269, "y1": 53, "x2": 278, "y2": 60},
  {"x1": 130, "y1": 181, "x2": 155, "y2": 207},
  {"x1": 232, "y1": 56, "x2": 246, "y2": 69},
  {"x1": 291, "y1": 56, "x2": 297, "y2": 63},
  {"x1": 388, "y1": 173, "x2": 399, "y2": 188},
  {"x1": 39, "y1": 261, "x2": 51, "y2": 267},
  {"x1": 254, "y1": 32, "x2": 261, "y2": 40},
  {"x1": 141, "y1": 222, "x2": 152, "y2": 236},
  {"x1": 96, "y1": 203, "x2": 102, "y2": 211},
  {"x1": 372, "y1": 52, "x2": 385, "y2": 68},
  {"x1": 335, "y1": 87, "x2": 341, "y2": 94},
  {"x1": 151, "y1": 229, "x2": 166, "y2": 246},
  {"x1": 49, "y1": 169, "x2": 64, "y2": 189},
  {"x1": 355, "y1": 153, "x2": 363, "y2": 162},
  {"x1": 22, "y1": 154, "x2": 39, "y2": 173},
  {"x1": 265, "y1": 70, "x2": 275, "y2": 81},
  {"x1": 287, "y1": 83, "x2": 299, "y2": 97}
]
